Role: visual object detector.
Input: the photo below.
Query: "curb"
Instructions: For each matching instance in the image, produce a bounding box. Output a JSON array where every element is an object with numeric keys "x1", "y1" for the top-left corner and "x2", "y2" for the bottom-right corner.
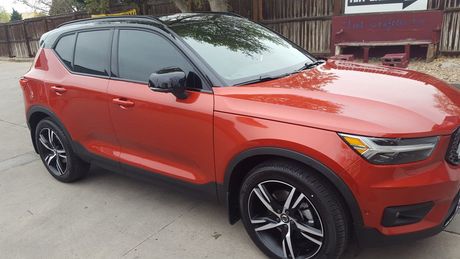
[{"x1": 0, "y1": 57, "x2": 34, "y2": 63}]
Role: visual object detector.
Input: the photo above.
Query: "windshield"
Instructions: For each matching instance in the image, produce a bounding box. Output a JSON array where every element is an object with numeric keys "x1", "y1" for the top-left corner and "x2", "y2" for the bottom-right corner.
[{"x1": 161, "y1": 14, "x2": 314, "y2": 85}]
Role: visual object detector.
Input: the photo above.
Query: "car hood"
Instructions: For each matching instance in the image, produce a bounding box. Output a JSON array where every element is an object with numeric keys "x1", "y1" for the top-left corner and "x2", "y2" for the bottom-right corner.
[{"x1": 213, "y1": 61, "x2": 460, "y2": 138}]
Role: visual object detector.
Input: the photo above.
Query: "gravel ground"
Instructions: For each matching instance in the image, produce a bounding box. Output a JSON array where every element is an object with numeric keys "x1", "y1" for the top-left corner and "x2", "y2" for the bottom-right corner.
[
  {"x1": 408, "y1": 56, "x2": 460, "y2": 84},
  {"x1": 369, "y1": 56, "x2": 460, "y2": 84}
]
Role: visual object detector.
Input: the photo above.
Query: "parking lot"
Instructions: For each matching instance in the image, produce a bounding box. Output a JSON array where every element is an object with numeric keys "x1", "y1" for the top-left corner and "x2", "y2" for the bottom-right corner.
[{"x1": 0, "y1": 60, "x2": 459, "y2": 258}]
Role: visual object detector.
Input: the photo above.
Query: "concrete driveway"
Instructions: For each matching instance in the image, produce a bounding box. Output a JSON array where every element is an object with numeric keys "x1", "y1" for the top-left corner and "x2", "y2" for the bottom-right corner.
[{"x1": 0, "y1": 60, "x2": 459, "y2": 258}]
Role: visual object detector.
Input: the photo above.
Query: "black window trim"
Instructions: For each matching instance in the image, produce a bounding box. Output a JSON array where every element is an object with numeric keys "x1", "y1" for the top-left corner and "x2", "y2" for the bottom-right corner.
[
  {"x1": 53, "y1": 32, "x2": 76, "y2": 69},
  {"x1": 52, "y1": 27, "x2": 115, "y2": 80},
  {"x1": 52, "y1": 26, "x2": 213, "y2": 93},
  {"x1": 110, "y1": 26, "x2": 213, "y2": 93},
  {"x1": 73, "y1": 29, "x2": 113, "y2": 78}
]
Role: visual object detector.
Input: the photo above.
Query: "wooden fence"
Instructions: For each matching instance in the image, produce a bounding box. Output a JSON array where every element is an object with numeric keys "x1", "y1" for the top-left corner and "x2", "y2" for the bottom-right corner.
[
  {"x1": 440, "y1": 0, "x2": 460, "y2": 53},
  {"x1": 259, "y1": 0, "x2": 333, "y2": 56},
  {"x1": 0, "y1": 0, "x2": 459, "y2": 58},
  {"x1": 0, "y1": 12, "x2": 88, "y2": 58}
]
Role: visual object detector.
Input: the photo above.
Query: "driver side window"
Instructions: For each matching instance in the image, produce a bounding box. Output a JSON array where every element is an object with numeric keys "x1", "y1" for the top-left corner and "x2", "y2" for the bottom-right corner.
[{"x1": 117, "y1": 29, "x2": 202, "y2": 89}]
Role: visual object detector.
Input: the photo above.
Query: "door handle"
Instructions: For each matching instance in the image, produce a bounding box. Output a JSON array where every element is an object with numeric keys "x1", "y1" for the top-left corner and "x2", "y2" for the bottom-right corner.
[
  {"x1": 112, "y1": 97, "x2": 135, "y2": 108},
  {"x1": 50, "y1": 86, "x2": 67, "y2": 95}
]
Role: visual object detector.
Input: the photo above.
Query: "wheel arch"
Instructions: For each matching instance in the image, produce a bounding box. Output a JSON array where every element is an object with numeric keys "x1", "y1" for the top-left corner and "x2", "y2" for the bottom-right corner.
[
  {"x1": 27, "y1": 105, "x2": 73, "y2": 153},
  {"x1": 221, "y1": 147, "x2": 364, "y2": 228}
]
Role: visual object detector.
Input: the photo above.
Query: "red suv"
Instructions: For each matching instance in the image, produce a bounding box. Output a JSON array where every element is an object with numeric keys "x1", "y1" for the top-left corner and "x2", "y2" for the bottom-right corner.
[{"x1": 20, "y1": 13, "x2": 460, "y2": 258}]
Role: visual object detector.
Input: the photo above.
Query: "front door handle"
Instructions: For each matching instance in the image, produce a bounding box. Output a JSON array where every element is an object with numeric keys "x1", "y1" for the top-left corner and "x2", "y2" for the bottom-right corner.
[
  {"x1": 112, "y1": 97, "x2": 135, "y2": 108},
  {"x1": 50, "y1": 86, "x2": 67, "y2": 95}
]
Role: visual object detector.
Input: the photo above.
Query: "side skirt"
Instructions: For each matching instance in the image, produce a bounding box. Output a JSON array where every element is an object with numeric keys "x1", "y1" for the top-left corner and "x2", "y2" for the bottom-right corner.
[{"x1": 72, "y1": 142, "x2": 220, "y2": 203}]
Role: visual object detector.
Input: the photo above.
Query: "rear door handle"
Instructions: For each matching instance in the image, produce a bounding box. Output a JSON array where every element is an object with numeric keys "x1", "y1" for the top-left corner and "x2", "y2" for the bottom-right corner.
[
  {"x1": 112, "y1": 97, "x2": 135, "y2": 108},
  {"x1": 51, "y1": 86, "x2": 67, "y2": 95}
]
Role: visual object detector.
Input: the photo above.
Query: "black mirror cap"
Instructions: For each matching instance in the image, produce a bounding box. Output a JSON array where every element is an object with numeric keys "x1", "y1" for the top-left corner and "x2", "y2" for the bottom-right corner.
[{"x1": 148, "y1": 67, "x2": 188, "y2": 99}]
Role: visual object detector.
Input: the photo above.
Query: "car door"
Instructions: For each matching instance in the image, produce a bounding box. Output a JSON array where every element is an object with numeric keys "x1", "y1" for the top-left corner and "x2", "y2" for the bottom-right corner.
[
  {"x1": 48, "y1": 29, "x2": 120, "y2": 162},
  {"x1": 107, "y1": 28, "x2": 215, "y2": 185}
]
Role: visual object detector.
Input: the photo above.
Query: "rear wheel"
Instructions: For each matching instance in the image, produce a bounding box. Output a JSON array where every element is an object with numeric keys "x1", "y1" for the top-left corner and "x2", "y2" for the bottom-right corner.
[
  {"x1": 239, "y1": 160, "x2": 349, "y2": 259},
  {"x1": 35, "y1": 118, "x2": 89, "y2": 182}
]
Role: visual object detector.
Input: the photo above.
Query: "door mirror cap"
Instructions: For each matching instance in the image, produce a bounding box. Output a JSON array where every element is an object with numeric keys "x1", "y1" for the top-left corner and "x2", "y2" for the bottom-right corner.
[{"x1": 148, "y1": 67, "x2": 188, "y2": 99}]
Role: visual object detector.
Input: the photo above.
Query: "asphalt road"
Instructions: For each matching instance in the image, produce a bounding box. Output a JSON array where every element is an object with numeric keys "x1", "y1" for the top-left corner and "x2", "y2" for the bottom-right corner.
[{"x1": 0, "y1": 60, "x2": 459, "y2": 258}]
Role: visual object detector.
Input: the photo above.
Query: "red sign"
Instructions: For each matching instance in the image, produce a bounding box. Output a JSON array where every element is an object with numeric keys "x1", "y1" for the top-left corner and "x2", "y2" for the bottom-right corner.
[{"x1": 332, "y1": 10, "x2": 443, "y2": 44}]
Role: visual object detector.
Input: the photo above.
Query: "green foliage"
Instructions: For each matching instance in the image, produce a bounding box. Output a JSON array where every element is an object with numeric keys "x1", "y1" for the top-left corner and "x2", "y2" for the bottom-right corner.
[
  {"x1": 0, "y1": 7, "x2": 10, "y2": 23},
  {"x1": 10, "y1": 9, "x2": 23, "y2": 21}
]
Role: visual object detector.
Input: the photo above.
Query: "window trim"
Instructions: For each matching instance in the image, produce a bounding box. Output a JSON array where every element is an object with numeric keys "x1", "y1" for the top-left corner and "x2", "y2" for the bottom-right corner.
[
  {"x1": 51, "y1": 25, "x2": 214, "y2": 93},
  {"x1": 73, "y1": 29, "x2": 113, "y2": 78},
  {"x1": 52, "y1": 28, "x2": 114, "y2": 80},
  {"x1": 53, "y1": 32, "x2": 76, "y2": 70},
  {"x1": 111, "y1": 27, "x2": 213, "y2": 93}
]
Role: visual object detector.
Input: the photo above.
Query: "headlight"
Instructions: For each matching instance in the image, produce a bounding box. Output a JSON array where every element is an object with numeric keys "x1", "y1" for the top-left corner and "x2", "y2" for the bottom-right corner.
[{"x1": 339, "y1": 133, "x2": 439, "y2": 165}]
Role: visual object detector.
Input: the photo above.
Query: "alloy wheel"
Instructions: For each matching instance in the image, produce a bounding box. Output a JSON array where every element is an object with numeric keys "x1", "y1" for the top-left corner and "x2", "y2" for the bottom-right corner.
[
  {"x1": 38, "y1": 127, "x2": 68, "y2": 176},
  {"x1": 248, "y1": 180, "x2": 324, "y2": 259}
]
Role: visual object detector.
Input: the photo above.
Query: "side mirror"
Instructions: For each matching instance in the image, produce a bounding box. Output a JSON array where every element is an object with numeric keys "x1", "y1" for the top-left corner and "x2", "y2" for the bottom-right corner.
[{"x1": 148, "y1": 67, "x2": 188, "y2": 99}]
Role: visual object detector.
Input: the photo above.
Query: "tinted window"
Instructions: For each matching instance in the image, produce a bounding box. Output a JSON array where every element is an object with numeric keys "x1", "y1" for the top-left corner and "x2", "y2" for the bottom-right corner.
[
  {"x1": 74, "y1": 30, "x2": 111, "y2": 76},
  {"x1": 162, "y1": 14, "x2": 313, "y2": 85},
  {"x1": 117, "y1": 30, "x2": 201, "y2": 88},
  {"x1": 54, "y1": 34, "x2": 75, "y2": 68}
]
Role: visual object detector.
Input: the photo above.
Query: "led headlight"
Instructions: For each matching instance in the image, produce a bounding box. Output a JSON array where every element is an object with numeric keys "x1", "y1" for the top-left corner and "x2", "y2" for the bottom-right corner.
[{"x1": 339, "y1": 133, "x2": 439, "y2": 165}]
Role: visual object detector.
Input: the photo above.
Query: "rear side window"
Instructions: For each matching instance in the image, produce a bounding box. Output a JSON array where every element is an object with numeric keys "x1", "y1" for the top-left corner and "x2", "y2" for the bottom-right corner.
[
  {"x1": 117, "y1": 29, "x2": 201, "y2": 88},
  {"x1": 54, "y1": 34, "x2": 75, "y2": 68},
  {"x1": 74, "y1": 30, "x2": 111, "y2": 76}
]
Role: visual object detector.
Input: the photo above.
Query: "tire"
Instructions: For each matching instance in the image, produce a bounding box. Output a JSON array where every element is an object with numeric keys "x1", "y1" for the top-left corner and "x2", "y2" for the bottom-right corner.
[
  {"x1": 35, "y1": 118, "x2": 90, "y2": 183},
  {"x1": 239, "y1": 160, "x2": 349, "y2": 259}
]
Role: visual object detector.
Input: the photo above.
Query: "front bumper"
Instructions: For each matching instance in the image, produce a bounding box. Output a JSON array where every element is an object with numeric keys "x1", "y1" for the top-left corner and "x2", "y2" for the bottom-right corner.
[
  {"x1": 356, "y1": 191, "x2": 459, "y2": 247},
  {"x1": 345, "y1": 135, "x2": 460, "y2": 244}
]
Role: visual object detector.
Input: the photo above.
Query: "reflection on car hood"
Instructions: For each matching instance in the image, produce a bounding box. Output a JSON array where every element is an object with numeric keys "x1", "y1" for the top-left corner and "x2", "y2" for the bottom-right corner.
[{"x1": 214, "y1": 61, "x2": 460, "y2": 138}]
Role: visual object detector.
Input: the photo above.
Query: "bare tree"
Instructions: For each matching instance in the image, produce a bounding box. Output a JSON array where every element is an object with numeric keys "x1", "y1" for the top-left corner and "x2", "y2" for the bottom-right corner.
[
  {"x1": 208, "y1": 0, "x2": 227, "y2": 11},
  {"x1": 171, "y1": 0, "x2": 228, "y2": 13},
  {"x1": 15, "y1": 0, "x2": 52, "y2": 13},
  {"x1": 16, "y1": 0, "x2": 85, "y2": 14},
  {"x1": 172, "y1": 0, "x2": 191, "y2": 12}
]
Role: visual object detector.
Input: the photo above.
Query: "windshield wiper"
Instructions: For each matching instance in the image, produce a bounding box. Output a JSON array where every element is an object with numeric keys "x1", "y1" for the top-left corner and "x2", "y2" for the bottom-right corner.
[
  {"x1": 237, "y1": 60, "x2": 325, "y2": 86},
  {"x1": 238, "y1": 74, "x2": 289, "y2": 86},
  {"x1": 297, "y1": 59, "x2": 326, "y2": 72}
]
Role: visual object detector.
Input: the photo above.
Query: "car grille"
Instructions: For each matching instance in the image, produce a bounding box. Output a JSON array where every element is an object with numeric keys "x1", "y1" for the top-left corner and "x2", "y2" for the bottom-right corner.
[{"x1": 446, "y1": 128, "x2": 460, "y2": 165}]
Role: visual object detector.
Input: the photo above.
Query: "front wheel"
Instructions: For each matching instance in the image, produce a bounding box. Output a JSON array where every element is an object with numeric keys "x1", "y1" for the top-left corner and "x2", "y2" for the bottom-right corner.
[{"x1": 239, "y1": 160, "x2": 349, "y2": 259}]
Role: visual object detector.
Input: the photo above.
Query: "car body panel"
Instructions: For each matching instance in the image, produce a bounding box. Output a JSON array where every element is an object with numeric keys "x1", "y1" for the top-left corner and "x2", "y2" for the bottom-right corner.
[
  {"x1": 107, "y1": 79, "x2": 215, "y2": 184},
  {"x1": 214, "y1": 61, "x2": 460, "y2": 138},
  {"x1": 213, "y1": 111, "x2": 460, "y2": 234},
  {"x1": 24, "y1": 48, "x2": 120, "y2": 161}
]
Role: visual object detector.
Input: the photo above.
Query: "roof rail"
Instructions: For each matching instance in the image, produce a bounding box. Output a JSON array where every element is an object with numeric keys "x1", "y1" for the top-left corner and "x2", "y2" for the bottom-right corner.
[
  {"x1": 156, "y1": 11, "x2": 244, "y2": 19},
  {"x1": 57, "y1": 15, "x2": 164, "y2": 28},
  {"x1": 57, "y1": 12, "x2": 245, "y2": 29}
]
